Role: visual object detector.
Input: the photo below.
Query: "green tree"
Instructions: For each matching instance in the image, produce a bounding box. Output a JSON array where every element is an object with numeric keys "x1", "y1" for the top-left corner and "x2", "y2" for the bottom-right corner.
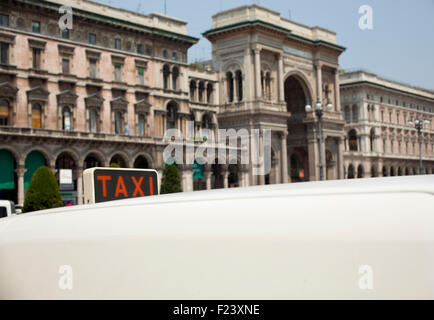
[
  {"x1": 23, "y1": 166, "x2": 64, "y2": 213},
  {"x1": 110, "y1": 163, "x2": 120, "y2": 168},
  {"x1": 160, "y1": 165, "x2": 182, "y2": 194}
]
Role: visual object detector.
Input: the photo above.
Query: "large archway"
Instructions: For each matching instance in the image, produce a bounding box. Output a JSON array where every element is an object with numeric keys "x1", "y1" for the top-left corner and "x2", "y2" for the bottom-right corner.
[
  {"x1": 134, "y1": 155, "x2": 150, "y2": 169},
  {"x1": 56, "y1": 152, "x2": 77, "y2": 205}
]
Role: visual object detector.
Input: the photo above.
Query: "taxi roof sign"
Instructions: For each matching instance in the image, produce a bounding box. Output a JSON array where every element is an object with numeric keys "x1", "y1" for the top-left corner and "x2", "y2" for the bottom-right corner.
[{"x1": 83, "y1": 168, "x2": 159, "y2": 204}]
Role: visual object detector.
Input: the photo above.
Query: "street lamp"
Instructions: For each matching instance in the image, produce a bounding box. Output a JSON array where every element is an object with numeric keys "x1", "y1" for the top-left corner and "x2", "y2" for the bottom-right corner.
[
  {"x1": 306, "y1": 99, "x2": 333, "y2": 181},
  {"x1": 408, "y1": 118, "x2": 431, "y2": 175}
]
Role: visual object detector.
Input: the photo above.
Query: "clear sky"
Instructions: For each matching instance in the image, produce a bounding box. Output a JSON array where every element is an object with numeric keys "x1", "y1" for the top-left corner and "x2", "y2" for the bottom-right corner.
[{"x1": 98, "y1": 0, "x2": 434, "y2": 90}]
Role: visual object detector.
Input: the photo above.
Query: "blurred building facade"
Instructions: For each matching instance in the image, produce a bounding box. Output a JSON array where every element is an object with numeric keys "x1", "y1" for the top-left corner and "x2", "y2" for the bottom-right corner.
[{"x1": 0, "y1": 0, "x2": 432, "y2": 205}]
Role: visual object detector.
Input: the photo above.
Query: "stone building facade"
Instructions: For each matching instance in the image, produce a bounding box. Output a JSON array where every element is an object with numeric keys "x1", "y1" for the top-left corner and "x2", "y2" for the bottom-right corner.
[
  {"x1": 0, "y1": 1, "x2": 433, "y2": 206},
  {"x1": 340, "y1": 70, "x2": 434, "y2": 178}
]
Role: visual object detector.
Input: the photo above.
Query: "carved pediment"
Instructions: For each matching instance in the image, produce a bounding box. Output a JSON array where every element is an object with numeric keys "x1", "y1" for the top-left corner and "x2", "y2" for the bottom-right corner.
[
  {"x1": 27, "y1": 86, "x2": 49, "y2": 102},
  {"x1": 0, "y1": 82, "x2": 18, "y2": 99},
  {"x1": 111, "y1": 96, "x2": 128, "y2": 111},
  {"x1": 58, "y1": 44, "x2": 75, "y2": 56},
  {"x1": 28, "y1": 39, "x2": 46, "y2": 50},
  {"x1": 85, "y1": 93, "x2": 104, "y2": 109},
  {"x1": 57, "y1": 90, "x2": 78, "y2": 106},
  {"x1": 134, "y1": 99, "x2": 151, "y2": 114}
]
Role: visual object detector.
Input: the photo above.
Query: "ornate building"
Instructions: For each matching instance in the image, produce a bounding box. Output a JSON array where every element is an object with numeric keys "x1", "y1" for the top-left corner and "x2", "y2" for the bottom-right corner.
[{"x1": 0, "y1": 1, "x2": 433, "y2": 206}]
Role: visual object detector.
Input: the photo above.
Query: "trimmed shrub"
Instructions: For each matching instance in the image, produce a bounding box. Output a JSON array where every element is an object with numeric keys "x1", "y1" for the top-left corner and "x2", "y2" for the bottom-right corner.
[
  {"x1": 160, "y1": 165, "x2": 182, "y2": 194},
  {"x1": 23, "y1": 166, "x2": 64, "y2": 213},
  {"x1": 110, "y1": 163, "x2": 121, "y2": 168}
]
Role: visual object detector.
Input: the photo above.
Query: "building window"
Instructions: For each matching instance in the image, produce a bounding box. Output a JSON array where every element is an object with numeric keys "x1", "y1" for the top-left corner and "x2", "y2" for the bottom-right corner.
[
  {"x1": 344, "y1": 106, "x2": 351, "y2": 122},
  {"x1": 89, "y1": 58, "x2": 97, "y2": 78},
  {"x1": 62, "y1": 106, "x2": 71, "y2": 131},
  {"x1": 138, "y1": 114, "x2": 145, "y2": 135},
  {"x1": 236, "y1": 70, "x2": 243, "y2": 101},
  {"x1": 113, "y1": 63, "x2": 122, "y2": 82},
  {"x1": 265, "y1": 72, "x2": 271, "y2": 100},
  {"x1": 0, "y1": 99, "x2": 10, "y2": 126},
  {"x1": 32, "y1": 21, "x2": 41, "y2": 33},
  {"x1": 352, "y1": 105, "x2": 358, "y2": 122},
  {"x1": 172, "y1": 52, "x2": 178, "y2": 61},
  {"x1": 189, "y1": 80, "x2": 196, "y2": 101},
  {"x1": 226, "y1": 72, "x2": 234, "y2": 102},
  {"x1": 32, "y1": 48, "x2": 42, "y2": 69},
  {"x1": 137, "y1": 67, "x2": 145, "y2": 85},
  {"x1": 206, "y1": 83, "x2": 213, "y2": 104},
  {"x1": 137, "y1": 44, "x2": 143, "y2": 54},
  {"x1": 114, "y1": 38, "x2": 121, "y2": 50},
  {"x1": 166, "y1": 103, "x2": 177, "y2": 130},
  {"x1": 198, "y1": 81, "x2": 205, "y2": 103},
  {"x1": 89, "y1": 33, "x2": 96, "y2": 45},
  {"x1": 162, "y1": 50, "x2": 169, "y2": 59},
  {"x1": 61, "y1": 56, "x2": 70, "y2": 74},
  {"x1": 172, "y1": 66, "x2": 179, "y2": 90},
  {"x1": 0, "y1": 42, "x2": 9, "y2": 65},
  {"x1": 61, "y1": 29, "x2": 69, "y2": 39},
  {"x1": 31, "y1": 103, "x2": 42, "y2": 128},
  {"x1": 348, "y1": 130, "x2": 358, "y2": 151},
  {"x1": 89, "y1": 108, "x2": 98, "y2": 133},
  {"x1": 0, "y1": 14, "x2": 9, "y2": 27},
  {"x1": 114, "y1": 111, "x2": 123, "y2": 134},
  {"x1": 163, "y1": 64, "x2": 170, "y2": 90}
]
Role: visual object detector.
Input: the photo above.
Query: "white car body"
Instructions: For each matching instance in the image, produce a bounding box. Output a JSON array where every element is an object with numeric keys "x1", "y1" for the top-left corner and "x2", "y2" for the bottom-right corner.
[
  {"x1": 0, "y1": 175, "x2": 433, "y2": 300},
  {"x1": 0, "y1": 200, "x2": 15, "y2": 219}
]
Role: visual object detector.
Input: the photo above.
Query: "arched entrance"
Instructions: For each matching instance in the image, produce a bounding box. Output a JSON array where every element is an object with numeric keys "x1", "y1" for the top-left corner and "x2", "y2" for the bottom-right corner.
[
  {"x1": 110, "y1": 154, "x2": 127, "y2": 168},
  {"x1": 0, "y1": 149, "x2": 17, "y2": 203},
  {"x1": 357, "y1": 165, "x2": 364, "y2": 178},
  {"x1": 228, "y1": 164, "x2": 239, "y2": 188},
  {"x1": 211, "y1": 163, "x2": 224, "y2": 189},
  {"x1": 24, "y1": 150, "x2": 47, "y2": 189},
  {"x1": 347, "y1": 164, "x2": 355, "y2": 179},
  {"x1": 285, "y1": 75, "x2": 312, "y2": 182},
  {"x1": 84, "y1": 153, "x2": 103, "y2": 169},
  {"x1": 56, "y1": 152, "x2": 77, "y2": 206},
  {"x1": 134, "y1": 156, "x2": 149, "y2": 169}
]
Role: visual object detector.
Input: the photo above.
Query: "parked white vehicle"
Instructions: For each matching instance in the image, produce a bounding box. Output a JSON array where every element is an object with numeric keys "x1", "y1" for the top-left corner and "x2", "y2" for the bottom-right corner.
[
  {"x1": 0, "y1": 200, "x2": 16, "y2": 219},
  {"x1": 0, "y1": 175, "x2": 433, "y2": 299}
]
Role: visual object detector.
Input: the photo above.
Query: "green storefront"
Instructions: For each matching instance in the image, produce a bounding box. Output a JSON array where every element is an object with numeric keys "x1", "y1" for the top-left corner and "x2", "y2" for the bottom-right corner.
[{"x1": 0, "y1": 149, "x2": 16, "y2": 202}]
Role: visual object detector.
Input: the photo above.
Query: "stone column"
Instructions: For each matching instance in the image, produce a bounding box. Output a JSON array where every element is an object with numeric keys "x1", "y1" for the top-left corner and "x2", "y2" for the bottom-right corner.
[
  {"x1": 308, "y1": 137, "x2": 319, "y2": 181},
  {"x1": 205, "y1": 171, "x2": 212, "y2": 190},
  {"x1": 280, "y1": 131, "x2": 288, "y2": 183},
  {"x1": 337, "y1": 137, "x2": 344, "y2": 179},
  {"x1": 76, "y1": 167, "x2": 84, "y2": 205},
  {"x1": 334, "y1": 68, "x2": 341, "y2": 112},
  {"x1": 15, "y1": 166, "x2": 26, "y2": 206},
  {"x1": 254, "y1": 48, "x2": 262, "y2": 99},
  {"x1": 278, "y1": 53, "x2": 285, "y2": 102},
  {"x1": 223, "y1": 169, "x2": 229, "y2": 189},
  {"x1": 181, "y1": 165, "x2": 193, "y2": 192},
  {"x1": 259, "y1": 131, "x2": 265, "y2": 185}
]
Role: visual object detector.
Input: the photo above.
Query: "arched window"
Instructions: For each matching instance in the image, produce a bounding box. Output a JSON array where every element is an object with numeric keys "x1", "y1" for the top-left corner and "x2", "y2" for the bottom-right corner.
[
  {"x1": 190, "y1": 80, "x2": 196, "y2": 101},
  {"x1": 206, "y1": 83, "x2": 213, "y2": 104},
  {"x1": 348, "y1": 164, "x2": 355, "y2": 179},
  {"x1": 370, "y1": 128, "x2": 375, "y2": 152},
  {"x1": 138, "y1": 114, "x2": 145, "y2": 136},
  {"x1": 166, "y1": 102, "x2": 177, "y2": 130},
  {"x1": 265, "y1": 72, "x2": 271, "y2": 100},
  {"x1": 31, "y1": 103, "x2": 42, "y2": 129},
  {"x1": 163, "y1": 64, "x2": 170, "y2": 90},
  {"x1": 0, "y1": 99, "x2": 10, "y2": 126},
  {"x1": 352, "y1": 105, "x2": 358, "y2": 122},
  {"x1": 162, "y1": 50, "x2": 169, "y2": 59},
  {"x1": 261, "y1": 71, "x2": 265, "y2": 96},
  {"x1": 198, "y1": 81, "x2": 205, "y2": 103},
  {"x1": 357, "y1": 165, "x2": 364, "y2": 178},
  {"x1": 89, "y1": 108, "x2": 98, "y2": 133},
  {"x1": 344, "y1": 106, "x2": 351, "y2": 122},
  {"x1": 172, "y1": 66, "x2": 179, "y2": 90},
  {"x1": 348, "y1": 130, "x2": 358, "y2": 151},
  {"x1": 115, "y1": 111, "x2": 123, "y2": 134},
  {"x1": 62, "y1": 106, "x2": 71, "y2": 131},
  {"x1": 226, "y1": 72, "x2": 234, "y2": 102},
  {"x1": 236, "y1": 70, "x2": 243, "y2": 101},
  {"x1": 201, "y1": 113, "x2": 213, "y2": 139}
]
